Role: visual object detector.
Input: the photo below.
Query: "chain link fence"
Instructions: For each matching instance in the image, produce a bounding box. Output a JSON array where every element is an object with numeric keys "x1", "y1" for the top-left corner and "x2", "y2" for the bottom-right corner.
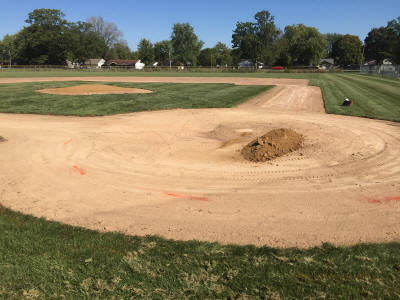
[{"x1": 360, "y1": 64, "x2": 400, "y2": 78}]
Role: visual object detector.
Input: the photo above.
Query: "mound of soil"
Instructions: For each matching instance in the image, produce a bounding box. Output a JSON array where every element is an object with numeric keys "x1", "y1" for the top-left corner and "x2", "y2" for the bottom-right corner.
[
  {"x1": 241, "y1": 128, "x2": 303, "y2": 162},
  {"x1": 36, "y1": 84, "x2": 152, "y2": 95},
  {"x1": 0, "y1": 136, "x2": 6, "y2": 142}
]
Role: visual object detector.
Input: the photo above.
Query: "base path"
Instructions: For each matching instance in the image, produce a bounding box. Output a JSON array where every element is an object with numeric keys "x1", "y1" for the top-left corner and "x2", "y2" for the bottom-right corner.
[{"x1": 0, "y1": 77, "x2": 399, "y2": 248}]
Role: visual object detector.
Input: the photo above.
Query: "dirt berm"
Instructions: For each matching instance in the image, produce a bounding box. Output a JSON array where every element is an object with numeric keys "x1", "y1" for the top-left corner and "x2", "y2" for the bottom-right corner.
[{"x1": 241, "y1": 128, "x2": 303, "y2": 162}]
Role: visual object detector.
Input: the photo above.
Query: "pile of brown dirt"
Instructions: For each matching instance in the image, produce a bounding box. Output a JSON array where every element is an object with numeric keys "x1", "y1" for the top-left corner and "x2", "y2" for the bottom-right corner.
[
  {"x1": 36, "y1": 84, "x2": 152, "y2": 95},
  {"x1": 0, "y1": 136, "x2": 6, "y2": 143},
  {"x1": 241, "y1": 128, "x2": 303, "y2": 162}
]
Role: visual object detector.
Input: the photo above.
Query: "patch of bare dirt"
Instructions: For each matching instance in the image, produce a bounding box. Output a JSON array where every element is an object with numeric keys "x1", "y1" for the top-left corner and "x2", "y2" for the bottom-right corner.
[
  {"x1": 241, "y1": 128, "x2": 303, "y2": 162},
  {"x1": 36, "y1": 84, "x2": 152, "y2": 95}
]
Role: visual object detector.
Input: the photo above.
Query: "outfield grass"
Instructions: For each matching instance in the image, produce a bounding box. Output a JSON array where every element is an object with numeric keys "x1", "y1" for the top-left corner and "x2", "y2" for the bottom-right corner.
[
  {"x1": 0, "y1": 81, "x2": 270, "y2": 116},
  {"x1": 309, "y1": 74, "x2": 400, "y2": 122},
  {"x1": 0, "y1": 205, "x2": 399, "y2": 299},
  {"x1": 0, "y1": 70, "x2": 399, "y2": 121}
]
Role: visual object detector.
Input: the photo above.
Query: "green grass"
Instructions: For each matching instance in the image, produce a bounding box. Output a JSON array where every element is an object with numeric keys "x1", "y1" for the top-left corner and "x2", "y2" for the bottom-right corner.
[
  {"x1": 0, "y1": 81, "x2": 271, "y2": 116},
  {"x1": 309, "y1": 74, "x2": 400, "y2": 122},
  {"x1": 1, "y1": 70, "x2": 399, "y2": 121},
  {"x1": 0, "y1": 205, "x2": 399, "y2": 298}
]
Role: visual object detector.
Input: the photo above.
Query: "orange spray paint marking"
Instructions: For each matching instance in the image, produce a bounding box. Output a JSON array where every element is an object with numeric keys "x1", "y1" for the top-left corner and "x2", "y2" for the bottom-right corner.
[
  {"x1": 384, "y1": 196, "x2": 400, "y2": 202},
  {"x1": 368, "y1": 196, "x2": 400, "y2": 204},
  {"x1": 64, "y1": 139, "x2": 72, "y2": 145},
  {"x1": 163, "y1": 192, "x2": 209, "y2": 202},
  {"x1": 72, "y1": 165, "x2": 86, "y2": 175}
]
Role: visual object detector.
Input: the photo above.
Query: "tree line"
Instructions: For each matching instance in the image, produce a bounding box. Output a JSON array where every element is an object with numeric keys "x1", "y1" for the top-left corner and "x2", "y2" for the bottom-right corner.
[{"x1": 0, "y1": 9, "x2": 399, "y2": 67}]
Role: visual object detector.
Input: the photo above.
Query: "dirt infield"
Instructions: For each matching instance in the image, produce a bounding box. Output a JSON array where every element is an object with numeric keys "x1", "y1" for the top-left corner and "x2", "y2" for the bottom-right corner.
[
  {"x1": 36, "y1": 84, "x2": 152, "y2": 95},
  {"x1": 0, "y1": 77, "x2": 399, "y2": 248}
]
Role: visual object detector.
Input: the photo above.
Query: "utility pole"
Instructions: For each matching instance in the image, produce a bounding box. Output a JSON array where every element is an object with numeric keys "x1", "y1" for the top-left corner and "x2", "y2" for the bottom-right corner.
[
  {"x1": 9, "y1": 49, "x2": 11, "y2": 68},
  {"x1": 169, "y1": 49, "x2": 172, "y2": 71}
]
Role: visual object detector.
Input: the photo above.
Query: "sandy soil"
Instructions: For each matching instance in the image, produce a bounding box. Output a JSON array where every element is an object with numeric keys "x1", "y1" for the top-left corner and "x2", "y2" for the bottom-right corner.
[
  {"x1": 37, "y1": 84, "x2": 152, "y2": 95},
  {"x1": 0, "y1": 77, "x2": 399, "y2": 248}
]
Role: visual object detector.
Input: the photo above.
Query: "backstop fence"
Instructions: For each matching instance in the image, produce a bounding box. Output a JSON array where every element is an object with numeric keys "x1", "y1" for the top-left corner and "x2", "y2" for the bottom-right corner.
[{"x1": 360, "y1": 64, "x2": 400, "y2": 78}]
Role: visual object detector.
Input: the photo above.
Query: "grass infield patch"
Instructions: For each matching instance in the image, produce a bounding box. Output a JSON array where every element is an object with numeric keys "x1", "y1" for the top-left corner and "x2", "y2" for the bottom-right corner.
[
  {"x1": 0, "y1": 81, "x2": 271, "y2": 116},
  {"x1": 0, "y1": 205, "x2": 399, "y2": 298}
]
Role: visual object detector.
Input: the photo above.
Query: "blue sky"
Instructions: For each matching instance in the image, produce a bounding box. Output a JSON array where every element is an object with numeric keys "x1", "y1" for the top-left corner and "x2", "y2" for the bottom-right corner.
[{"x1": 1, "y1": 0, "x2": 399, "y2": 50}]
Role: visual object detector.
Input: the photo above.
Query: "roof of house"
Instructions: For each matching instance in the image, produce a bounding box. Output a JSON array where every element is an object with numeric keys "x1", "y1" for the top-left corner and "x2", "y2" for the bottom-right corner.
[
  {"x1": 105, "y1": 59, "x2": 139, "y2": 66},
  {"x1": 320, "y1": 58, "x2": 334, "y2": 65}
]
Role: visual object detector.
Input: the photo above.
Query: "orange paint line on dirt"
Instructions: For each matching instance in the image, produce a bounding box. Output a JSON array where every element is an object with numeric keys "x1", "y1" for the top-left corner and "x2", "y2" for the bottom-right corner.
[
  {"x1": 368, "y1": 196, "x2": 400, "y2": 204},
  {"x1": 64, "y1": 139, "x2": 72, "y2": 145},
  {"x1": 72, "y1": 165, "x2": 86, "y2": 175},
  {"x1": 384, "y1": 196, "x2": 400, "y2": 202},
  {"x1": 163, "y1": 192, "x2": 209, "y2": 202}
]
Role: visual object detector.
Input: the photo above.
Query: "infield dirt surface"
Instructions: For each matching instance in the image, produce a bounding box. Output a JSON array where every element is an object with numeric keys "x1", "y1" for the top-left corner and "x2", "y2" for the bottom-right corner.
[
  {"x1": 0, "y1": 76, "x2": 399, "y2": 248},
  {"x1": 36, "y1": 83, "x2": 152, "y2": 95}
]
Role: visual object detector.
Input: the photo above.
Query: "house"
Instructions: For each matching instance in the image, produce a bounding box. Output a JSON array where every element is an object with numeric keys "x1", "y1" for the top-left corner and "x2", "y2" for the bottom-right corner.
[
  {"x1": 382, "y1": 59, "x2": 393, "y2": 65},
  {"x1": 104, "y1": 59, "x2": 145, "y2": 70},
  {"x1": 66, "y1": 60, "x2": 80, "y2": 69},
  {"x1": 318, "y1": 58, "x2": 334, "y2": 70},
  {"x1": 238, "y1": 60, "x2": 254, "y2": 68},
  {"x1": 85, "y1": 58, "x2": 105, "y2": 68}
]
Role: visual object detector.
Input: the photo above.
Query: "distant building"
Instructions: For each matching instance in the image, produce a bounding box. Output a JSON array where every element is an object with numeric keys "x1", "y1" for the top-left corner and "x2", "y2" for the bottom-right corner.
[
  {"x1": 238, "y1": 60, "x2": 254, "y2": 68},
  {"x1": 85, "y1": 58, "x2": 105, "y2": 68},
  {"x1": 66, "y1": 60, "x2": 80, "y2": 69},
  {"x1": 104, "y1": 59, "x2": 145, "y2": 69},
  {"x1": 318, "y1": 58, "x2": 334, "y2": 70}
]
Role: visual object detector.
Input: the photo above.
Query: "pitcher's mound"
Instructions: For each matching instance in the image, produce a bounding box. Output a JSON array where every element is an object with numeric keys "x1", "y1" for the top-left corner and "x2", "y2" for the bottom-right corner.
[
  {"x1": 36, "y1": 84, "x2": 153, "y2": 95},
  {"x1": 241, "y1": 128, "x2": 303, "y2": 162}
]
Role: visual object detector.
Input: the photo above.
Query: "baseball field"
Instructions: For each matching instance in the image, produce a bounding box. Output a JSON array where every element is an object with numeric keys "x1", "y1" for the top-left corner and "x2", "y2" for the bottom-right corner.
[{"x1": 0, "y1": 71, "x2": 399, "y2": 298}]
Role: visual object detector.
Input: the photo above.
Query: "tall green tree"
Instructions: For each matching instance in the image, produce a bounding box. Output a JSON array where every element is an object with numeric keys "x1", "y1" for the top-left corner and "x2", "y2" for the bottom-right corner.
[
  {"x1": 171, "y1": 23, "x2": 203, "y2": 66},
  {"x1": 66, "y1": 21, "x2": 105, "y2": 64},
  {"x1": 274, "y1": 36, "x2": 291, "y2": 66},
  {"x1": 387, "y1": 17, "x2": 400, "y2": 63},
  {"x1": 137, "y1": 39, "x2": 154, "y2": 65},
  {"x1": 14, "y1": 9, "x2": 70, "y2": 64},
  {"x1": 364, "y1": 27, "x2": 397, "y2": 64},
  {"x1": 213, "y1": 42, "x2": 232, "y2": 66},
  {"x1": 332, "y1": 34, "x2": 362, "y2": 66},
  {"x1": 198, "y1": 48, "x2": 215, "y2": 66},
  {"x1": 232, "y1": 21, "x2": 257, "y2": 63},
  {"x1": 154, "y1": 40, "x2": 172, "y2": 66},
  {"x1": 324, "y1": 33, "x2": 344, "y2": 58},
  {"x1": 364, "y1": 17, "x2": 400, "y2": 64},
  {"x1": 284, "y1": 24, "x2": 327, "y2": 65},
  {"x1": 232, "y1": 10, "x2": 280, "y2": 65},
  {"x1": 0, "y1": 34, "x2": 17, "y2": 66},
  {"x1": 109, "y1": 41, "x2": 132, "y2": 60}
]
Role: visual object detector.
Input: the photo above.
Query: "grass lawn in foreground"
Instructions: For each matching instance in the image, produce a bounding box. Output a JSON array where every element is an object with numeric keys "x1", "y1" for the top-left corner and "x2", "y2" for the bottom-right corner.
[
  {"x1": 0, "y1": 81, "x2": 270, "y2": 116},
  {"x1": 0, "y1": 205, "x2": 399, "y2": 298}
]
